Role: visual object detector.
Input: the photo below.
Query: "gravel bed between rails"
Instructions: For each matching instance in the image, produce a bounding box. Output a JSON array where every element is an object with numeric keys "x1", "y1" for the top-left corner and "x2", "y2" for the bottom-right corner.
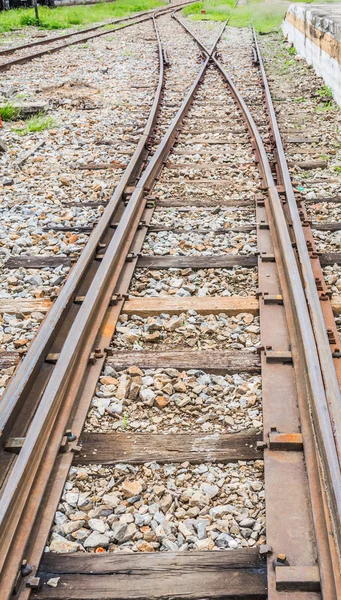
[
  {"x1": 217, "y1": 27, "x2": 266, "y2": 131},
  {"x1": 150, "y1": 207, "x2": 255, "y2": 229},
  {"x1": 86, "y1": 366, "x2": 262, "y2": 434},
  {"x1": 142, "y1": 230, "x2": 257, "y2": 256},
  {"x1": 312, "y1": 229, "x2": 341, "y2": 253},
  {"x1": 0, "y1": 265, "x2": 69, "y2": 299},
  {"x1": 41, "y1": 15, "x2": 267, "y2": 563},
  {"x1": 153, "y1": 183, "x2": 260, "y2": 201},
  {"x1": 160, "y1": 164, "x2": 260, "y2": 182},
  {"x1": 111, "y1": 312, "x2": 260, "y2": 351},
  {"x1": 129, "y1": 266, "x2": 258, "y2": 297},
  {"x1": 171, "y1": 144, "x2": 255, "y2": 164},
  {"x1": 147, "y1": 14, "x2": 203, "y2": 145},
  {"x1": 306, "y1": 202, "x2": 341, "y2": 223},
  {"x1": 178, "y1": 16, "x2": 223, "y2": 52},
  {"x1": 48, "y1": 460, "x2": 265, "y2": 553},
  {"x1": 0, "y1": 310, "x2": 43, "y2": 351},
  {"x1": 323, "y1": 265, "x2": 341, "y2": 296}
]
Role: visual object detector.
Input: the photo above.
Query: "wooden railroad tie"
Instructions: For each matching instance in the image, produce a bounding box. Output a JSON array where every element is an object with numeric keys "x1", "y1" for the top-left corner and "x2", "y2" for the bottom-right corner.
[{"x1": 2, "y1": 295, "x2": 341, "y2": 316}]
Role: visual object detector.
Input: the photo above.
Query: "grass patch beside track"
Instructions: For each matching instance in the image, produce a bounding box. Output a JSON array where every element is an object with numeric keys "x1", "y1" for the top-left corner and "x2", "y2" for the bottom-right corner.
[
  {"x1": 13, "y1": 113, "x2": 57, "y2": 135},
  {"x1": 182, "y1": 0, "x2": 235, "y2": 22},
  {"x1": 183, "y1": 0, "x2": 341, "y2": 32},
  {"x1": 183, "y1": 0, "x2": 288, "y2": 31},
  {"x1": 0, "y1": 0, "x2": 164, "y2": 33},
  {"x1": 229, "y1": 2, "x2": 289, "y2": 33},
  {"x1": 0, "y1": 103, "x2": 20, "y2": 121}
]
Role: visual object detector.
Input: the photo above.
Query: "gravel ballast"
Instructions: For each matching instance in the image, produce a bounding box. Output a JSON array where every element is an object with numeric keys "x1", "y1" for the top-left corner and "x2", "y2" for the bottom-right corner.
[{"x1": 49, "y1": 460, "x2": 265, "y2": 553}]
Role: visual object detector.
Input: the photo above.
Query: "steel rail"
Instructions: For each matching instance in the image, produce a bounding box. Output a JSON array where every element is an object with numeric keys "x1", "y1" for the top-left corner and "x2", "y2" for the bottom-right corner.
[
  {"x1": 252, "y1": 28, "x2": 341, "y2": 460},
  {"x1": 213, "y1": 52, "x2": 341, "y2": 600},
  {"x1": 0, "y1": 17, "x2": 228, "y2": 600},
  {"x1": 0, "y1": 0, "x2": 196, "y2": 71},
  {"x1": 252, "y1": 28, "x2": 341, "y2": 556},
  {"x1": 212, "y1": 54, "x2": 340, "y2": 599},
  {"x1": 174, "y1": 13, "x2": 340, "y2": 596},
  {"x1": 0, "y1": 0, "x2": 190, "y2": 58},
  {"x1": 0, "y1": 16, "x2": 165, "y2": 443},
  {"x1": 0, "y1": 14, "x2": 167, "y2": 598}
]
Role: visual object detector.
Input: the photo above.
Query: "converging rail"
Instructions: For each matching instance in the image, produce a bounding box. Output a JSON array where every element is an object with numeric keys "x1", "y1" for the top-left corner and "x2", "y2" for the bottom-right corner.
[
  {"x1": 174, "y1": 12, "x2": 341, "y2": 597},
  {"x1": 0, "y1": 6, "x2": 341, "y2": 600},
  {"x1": 0, "y1": 12, "x2": 168, "y2": 598}
]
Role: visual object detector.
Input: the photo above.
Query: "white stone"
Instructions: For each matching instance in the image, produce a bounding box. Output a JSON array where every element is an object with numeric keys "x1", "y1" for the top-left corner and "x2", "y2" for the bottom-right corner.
[
  {"x1": 88, "y1": 518, "x2": 107, "y2": 533},
  {"x1": 84, "y1": 531, "x2": 109, "y2": 548}
]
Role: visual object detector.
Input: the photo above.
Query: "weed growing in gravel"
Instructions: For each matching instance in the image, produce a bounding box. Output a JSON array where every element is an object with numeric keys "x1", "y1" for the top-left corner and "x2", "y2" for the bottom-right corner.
[
  {"x1": 279, "y1": 58, "x2": 295, "y2": 75},
  {"x1": 317, "y1": 85, "x2": 333, "y2": 99},
  {"x1": 315, "y1": 102, "x2": 334, "y2": 113},
  {"x1": 0, "y1": 103, "x2": 20, "y2": 121},
  {"x1": 122, "y1": 413, "x2": 128, "y2": 429},
  {"x1": 13, "y1": 113, "x2": 56, "y2": 135},
  {"x1": 0, "y1": 0, "x2": 164, "y2": 32}
]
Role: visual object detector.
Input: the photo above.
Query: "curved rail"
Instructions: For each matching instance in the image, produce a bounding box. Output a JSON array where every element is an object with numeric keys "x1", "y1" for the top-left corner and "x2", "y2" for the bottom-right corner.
[
  {"x1": 253, "y1": 28, "x2": 341, "y2": 466},
  {"x1": 252, "y1": 26, "x2": 341, "y2": 579},
  {"x1": 0, "y1": 13, "x2": 231, "y2": 599},
  {"x1": 2, "y1": 6, "x2": 339, "y2": 597},
  {"x1": 173, "y1": 11, "x2": 341, "y2": 597},
  {"x1": 0, "y1": 0, "x2": 195, "y2": 71},
  {"x1": 212, "y1": 52, "x2": 340, "y2": 599},
  {"x1": 0, "y1": 14, "x2": 167, "y2": 598}
]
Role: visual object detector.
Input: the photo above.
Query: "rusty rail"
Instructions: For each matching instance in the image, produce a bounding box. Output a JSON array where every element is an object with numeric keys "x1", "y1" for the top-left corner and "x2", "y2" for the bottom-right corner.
[
  {"x1": 174, "y1": 11, "x2": 340, "y2": 597},
  {"x1": 0, "y1": 15, "x2": 165, "y2": 443},
  {"x1": 0, "y1": 14, "x2": 167, "y2": 598},
  {"x1": 1, "y1": 8, "x2": 339, "y2": 598},
  {"x1": 0, "y1": 0, "x2": 196, "y2": 71},
  {"x1": 252, "y1": 27, "x2": 341, "y2": 582},
  {"x1": 0, "y1": 15, "x2": 229, "y2": 600}
]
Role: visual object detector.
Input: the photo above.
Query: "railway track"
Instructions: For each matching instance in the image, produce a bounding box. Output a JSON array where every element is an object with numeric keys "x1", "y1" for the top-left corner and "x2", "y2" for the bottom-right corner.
[
  {"x1": 0, "y1": 5, "x2": 341, "y2": 600},
  {"x1": 0, "y1": 0, "x2": 194, "y2": 71}
]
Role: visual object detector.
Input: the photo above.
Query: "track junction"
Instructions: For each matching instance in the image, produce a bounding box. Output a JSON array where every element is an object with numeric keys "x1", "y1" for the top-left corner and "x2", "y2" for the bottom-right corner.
[{"x1": 0, "y1": 3, "x2": 341, "y2": 599}]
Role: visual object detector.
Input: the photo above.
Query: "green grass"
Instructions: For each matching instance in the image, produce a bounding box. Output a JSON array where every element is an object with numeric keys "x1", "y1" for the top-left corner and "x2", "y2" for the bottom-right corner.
[
  {"x1": 279, "y1": 57, "x2": 295, "y2": 74},
  {"x1": 315, "y1": 102, "x2": 334, "y2": 112},
  {"x1": 317, "y1": 85, "x2": 333, "y2": 99},
  {"x1": 229, "y1": 1, "x2": 289, "y2": 32},
  {"x1": 183, "y1": 0, "x2": 235, "y2": 22},
  {"x1": 13, "y1": 113, "x2": 56, "y2": 135},
  {"x1": 0, "y1": 0, "x2": 164, "y2": 33},
  {"x1": 0, "y1": 103, "x2": 20, "y2": 121},
  {"x1": 183, "y1": 0, "x2": 341, "y2": 32},
  {"x1": 183, "y1": 0, "x2": 289, "y2": 31}
]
